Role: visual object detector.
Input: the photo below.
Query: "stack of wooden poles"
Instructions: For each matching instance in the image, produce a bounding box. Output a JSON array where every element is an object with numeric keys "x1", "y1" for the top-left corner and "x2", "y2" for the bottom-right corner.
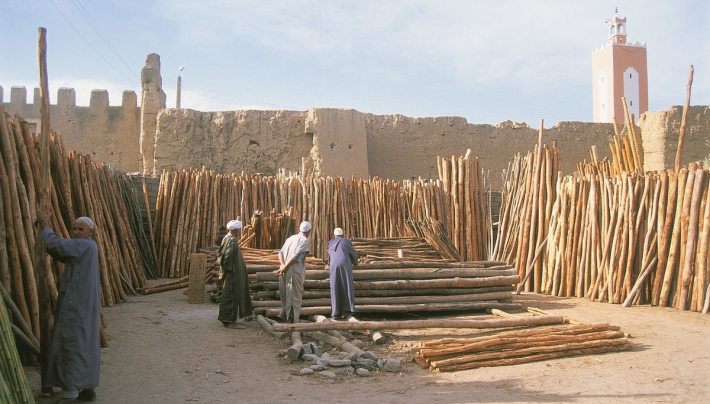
[
  {"x1": 414, "y1": 311, "x2": 633, "y2": 372},
  {"x1": 491, "y1": 121, "x2": 560, "y2": 293},
  {"x1": 251, "y1": 259, "x2": 520, "y2": 317},
  {"x1": 493, "y1": 113, "x2": 710, "y2": 312},
  {"x1": 350, "y1": 236, "x2": 454, "y2": 263},
  {"x1": 153, "y1": 150, "x2": 491, "y2": 278},
  {"x1": 0, "y1": 109, "x2": 154, "y2": 356},
  {"x1": 0, "y1": 293, "x2": 34, "y2": 404}
]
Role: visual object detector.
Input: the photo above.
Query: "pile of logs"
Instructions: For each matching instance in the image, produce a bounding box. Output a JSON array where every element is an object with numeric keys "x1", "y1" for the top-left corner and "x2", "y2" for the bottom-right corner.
[
  {"x1": 350, "y1": 237, "x2": 451, "y2": 263},
  {"x1": 414, "y1": 320, "x2": 633, "y2": 372},
  {"x1": 252, "y1": 260, "x2": 521, "y2": 317},
  {"x1": 153, "y1": 150, "x2": 491, "y2": 277}
]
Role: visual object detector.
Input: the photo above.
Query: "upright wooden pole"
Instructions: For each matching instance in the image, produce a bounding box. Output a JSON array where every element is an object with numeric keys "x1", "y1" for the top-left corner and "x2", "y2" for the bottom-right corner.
[
  {"x1": 35, "y1": 27, "x2": 53, "y2": 393},
  {"x1": 674, "y1": 65, "x2": 694, "y2": 172}
]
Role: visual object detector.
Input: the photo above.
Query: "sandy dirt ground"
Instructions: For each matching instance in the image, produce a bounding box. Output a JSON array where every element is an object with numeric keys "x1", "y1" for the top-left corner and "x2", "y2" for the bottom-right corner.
[{"x1": 26, "y1": 286, "x2": 710, "y2": 404}]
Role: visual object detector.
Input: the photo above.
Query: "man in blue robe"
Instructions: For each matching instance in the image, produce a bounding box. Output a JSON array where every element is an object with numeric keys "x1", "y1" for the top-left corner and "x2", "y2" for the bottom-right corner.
[
  {"x1": 38, "y1": 212, "x2": 100, "y2": 403},
  {"x1": 325, "y1": 228, "x2": 358, "y2": 320}
]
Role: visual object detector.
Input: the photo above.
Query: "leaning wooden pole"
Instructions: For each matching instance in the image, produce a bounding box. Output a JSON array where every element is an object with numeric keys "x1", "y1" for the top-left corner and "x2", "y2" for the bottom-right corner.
[
  {"x1": 35, "y1": 27, "x2": 53, "y2": 393},
  {"x1": 674, "y1": 65, "x2": 694, "y2": 172}
]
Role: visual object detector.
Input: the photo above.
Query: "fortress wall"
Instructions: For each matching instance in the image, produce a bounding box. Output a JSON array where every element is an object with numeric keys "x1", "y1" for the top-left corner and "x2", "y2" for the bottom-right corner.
[
  {"x1": 364, "y1": 115, "x2": 617, "y2": 187},
  {"x1": 638, "y1": 106, "x2": 710, "y2": 172},
  {"x1": 153, "y1": 108, "x2": 312, "y2": 175},
  {"x1": 0, "y1": 85, "x2": 141, "y2": 172}
]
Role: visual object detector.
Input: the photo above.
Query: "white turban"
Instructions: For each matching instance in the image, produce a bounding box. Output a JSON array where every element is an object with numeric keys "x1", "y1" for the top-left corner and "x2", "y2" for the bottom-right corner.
[
  {"x1": 77, "y1": 216, "x2": 95, "y2": 230},
  {"x1": 299, "y1": 221, "x2": 312, "y2": 233},
  {"x1": 333, "y1": 227, "x2": 343, "y2": 236},
  {"x1": 226, "y1": 220, "x2": 242, "y2": 230}
]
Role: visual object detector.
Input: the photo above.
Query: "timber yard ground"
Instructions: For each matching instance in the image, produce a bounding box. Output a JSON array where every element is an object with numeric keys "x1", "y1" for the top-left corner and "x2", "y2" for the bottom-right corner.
[{"x1": 27, "y1": 285, "x2": 710, "y2": 404}]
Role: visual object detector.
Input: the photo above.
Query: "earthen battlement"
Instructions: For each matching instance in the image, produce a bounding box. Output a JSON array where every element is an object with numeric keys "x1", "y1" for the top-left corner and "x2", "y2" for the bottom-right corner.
[{"x1": 0, "y1": 85, "x2": 138, "y2": 109}]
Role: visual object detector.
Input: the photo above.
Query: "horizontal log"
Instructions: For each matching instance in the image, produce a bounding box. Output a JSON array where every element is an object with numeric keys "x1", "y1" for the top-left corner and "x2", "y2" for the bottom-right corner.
[
  {"x1": 301, "y1": 286, "x2": 514, "y2": 298},
  {"x1": 261, "y1": 275, "x2": 520, "y2": 291},
  {"x1": 272, "y1": 314, "x2": 564, "y2": 332},
  {"x1": 246, "y1": 261, "x2": 509, "y2": 273},
  {"x1": 255, "y1": 267, "x2": 516, "y2": 282},
  {"x1": 264, "y1": 302, "x2": 520, "y2": 317},
  {"x1": 252, "y1": 291, "x2": 513, "y2": 307}
]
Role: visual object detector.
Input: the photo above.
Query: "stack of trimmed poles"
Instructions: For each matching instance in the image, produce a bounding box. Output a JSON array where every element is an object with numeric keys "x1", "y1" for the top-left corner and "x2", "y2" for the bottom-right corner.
[
  {"x1": 491, "y1": 122, "x2": 560, "y2": 293},
  {"x1": 153, "y1": 151, "x2": 490, "y2": 276},
  {"x1": 251, "y1": 259, "x2": 520, "y2": 317},
  {"x1": 414, "y1": 321, "x2": 633, "y2": 372},
  {"x1": 0, "y1": 109, "x2": 155, "y2": 358},
  {"x1": 493, "y1": 116, "x2": 710, "y2": 312}
]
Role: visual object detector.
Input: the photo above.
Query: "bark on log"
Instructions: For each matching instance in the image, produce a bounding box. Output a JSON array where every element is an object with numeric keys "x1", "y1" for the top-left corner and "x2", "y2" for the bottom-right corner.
[{"x1": 187, "y1": 254, "x2": 206, "y2": 304}]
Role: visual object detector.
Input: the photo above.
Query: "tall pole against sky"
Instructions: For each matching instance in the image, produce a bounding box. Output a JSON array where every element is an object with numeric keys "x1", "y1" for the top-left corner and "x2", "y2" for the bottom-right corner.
[{"x1": 176, "y1": 66, "x2": 183, "y2": 109}]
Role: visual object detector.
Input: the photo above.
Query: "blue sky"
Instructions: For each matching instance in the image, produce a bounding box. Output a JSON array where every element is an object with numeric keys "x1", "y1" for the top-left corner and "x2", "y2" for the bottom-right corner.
[{"x1": 1, "y1": 1, "x2": 708, "y2": 126}]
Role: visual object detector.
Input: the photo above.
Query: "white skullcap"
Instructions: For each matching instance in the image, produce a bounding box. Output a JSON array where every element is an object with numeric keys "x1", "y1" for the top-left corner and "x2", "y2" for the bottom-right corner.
[
  {"x1": 77, "y1": 216, "x2": 95, "y2": 230},
  {"x1": 226, "y1": 220, "x2": 242, "y2": 230},
  {"x1": 333, "y1": 227, "x2": 343, "y2": 236},
  {"x1": 299, "y1": 221, "x2": 312, "y2": 232}
]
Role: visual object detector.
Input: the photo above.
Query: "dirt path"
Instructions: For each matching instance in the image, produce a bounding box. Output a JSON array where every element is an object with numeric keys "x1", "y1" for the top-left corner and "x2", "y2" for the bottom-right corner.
[{"x1": 27, "y1": 288, "x2": 710, "y2": 404}]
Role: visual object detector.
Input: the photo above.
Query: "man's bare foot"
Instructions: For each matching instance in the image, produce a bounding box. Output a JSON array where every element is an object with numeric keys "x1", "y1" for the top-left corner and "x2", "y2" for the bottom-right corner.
[{"x1": 226, "y1": 322, "x2": 245, "y2": 329}]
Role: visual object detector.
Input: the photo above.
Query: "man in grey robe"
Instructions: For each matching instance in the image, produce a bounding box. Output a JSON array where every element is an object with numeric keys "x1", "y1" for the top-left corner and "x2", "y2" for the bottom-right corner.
[
  {"x1": 275, "y1": 221, "x2": 311, "y2": 323},
  {"x1": 325, "y1": 228, "x2": 358, "y2": 320},
  {"x1": 38, "y1": 212, "x2": 100, "y2": 403},
  {"x1": 217, "y1": 220, "x2": 252, "y2": 329}
]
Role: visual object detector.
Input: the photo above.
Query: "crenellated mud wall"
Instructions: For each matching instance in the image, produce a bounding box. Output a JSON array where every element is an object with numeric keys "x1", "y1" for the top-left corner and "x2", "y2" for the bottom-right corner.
[{"x1": 0, "y1": 85, "x2": 141, "y2": 171}]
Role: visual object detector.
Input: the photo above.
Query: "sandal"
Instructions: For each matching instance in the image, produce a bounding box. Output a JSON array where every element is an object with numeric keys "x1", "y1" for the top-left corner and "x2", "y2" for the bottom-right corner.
[{"x1": 79, "y1": 389, "x2": 97, "y2": 402}]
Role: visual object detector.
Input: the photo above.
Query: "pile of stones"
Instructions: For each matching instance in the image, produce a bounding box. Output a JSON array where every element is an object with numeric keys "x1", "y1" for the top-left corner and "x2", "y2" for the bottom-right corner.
[{"x1": 291, "y1": 342, "x2": 402, "y2": 379}]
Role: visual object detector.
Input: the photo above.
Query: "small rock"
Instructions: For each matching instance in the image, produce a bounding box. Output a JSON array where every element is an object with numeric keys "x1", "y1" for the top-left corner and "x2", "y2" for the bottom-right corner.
[
  {"x1": 321, "y1": 352, "x2": 331, "y2": 361},
  {"x1": 356, "y1": 368, "x2": 370, "y2": 377},
  {"x1": 346, "y1": 350, "x2": 361, "y2": 361},
  {"x1": 302, "y1": 344, "x2": 313, "y2": 355},
  {"x1": 299, "y1": 368, "x2": 314, "y2": 375},
  {"x1": 328, "y1": 359, "x2": 352, "y2": 367},
  {"x1": 308, "y1": 342, "x2": 323, "y2": 357},
  {"x1": 278, "y1": 349, "x2": 289, "y2": 357},
  {"x1": 354, "y1": 358, "x2": 376, "y2": 371},
  {"x1": 302, "y1": 353, "x2": 319, "y2": 362},
  {"x1": 383, "y1": 358, "x2": 402, "y2": 373},
  {"x1": 338, "y1": 352, "x2": 349, "y2": 359},
  {"x1": 309, "y1": 363, "x2": 325, "y2": 371},
  {"x1": 319, "y1": 371, "x2": 337, "y2": 380},
  {"x1": 362, "y1": 351, "x2": 378, "y2": 361},
  {"x1": 377, "y1": 359, "x2": 386, "y2": 368},
  {"x1": 334, "y1": 366, "x2": 355, "y2": 376}
]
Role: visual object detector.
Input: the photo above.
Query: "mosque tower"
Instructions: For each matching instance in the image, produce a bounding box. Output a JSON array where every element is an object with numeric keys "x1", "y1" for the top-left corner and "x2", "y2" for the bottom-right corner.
[{"x1": 592, "y1": 9, "x2": 648, "y2": 123}]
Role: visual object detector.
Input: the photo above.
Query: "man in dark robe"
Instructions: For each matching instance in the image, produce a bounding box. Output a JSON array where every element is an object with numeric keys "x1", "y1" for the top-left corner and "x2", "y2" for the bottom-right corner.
[
  {"x1": 217, "y1": 220, "x2": 253, "y2": 329},
  {"x1": 38, "y1": 212, "x2": 100, "y2": 404},
  {"x1": 325, "y1": 227, "x2": 358, "y2": 320}
]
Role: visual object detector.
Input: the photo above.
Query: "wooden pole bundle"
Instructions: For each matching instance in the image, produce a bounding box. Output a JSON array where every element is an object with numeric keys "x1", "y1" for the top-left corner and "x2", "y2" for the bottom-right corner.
[
  {"x1": 1, "y1": 109, "x2": 155, "y2": 360},
  {"x1": 0, "y1": 280, "x2": 35, "y2": 403},
  {"x1": 415, "y1": 322, "x2": 633, "y2": 372},
  {"x1": 492, "y1": 136, "x2": 560, "y2": 293},
  {"x1": 154, "y1": 149, "x2": 491, "y2": 278}
]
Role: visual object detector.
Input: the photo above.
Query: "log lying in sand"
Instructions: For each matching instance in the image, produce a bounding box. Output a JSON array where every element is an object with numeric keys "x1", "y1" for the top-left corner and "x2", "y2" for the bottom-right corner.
[{"x1": 272, "y1": 315, "x2": 565, "y2": 332}]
